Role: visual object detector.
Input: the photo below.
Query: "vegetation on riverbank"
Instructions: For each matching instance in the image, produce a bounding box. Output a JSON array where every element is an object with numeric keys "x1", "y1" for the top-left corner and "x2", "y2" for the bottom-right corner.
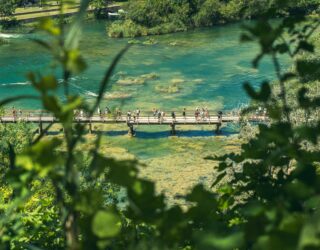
[
  {"x1": 108, "y1": 0, "x2": 320, "y2": 37},
  {"x1": 0, "y1": 0, "x2": 123, "y2": 30}
]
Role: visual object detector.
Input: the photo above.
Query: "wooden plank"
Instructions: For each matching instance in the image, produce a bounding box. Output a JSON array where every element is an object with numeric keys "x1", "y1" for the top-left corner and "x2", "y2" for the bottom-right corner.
[{"x1": 0, "y1": 115, "x2": 268, "y2": 125}]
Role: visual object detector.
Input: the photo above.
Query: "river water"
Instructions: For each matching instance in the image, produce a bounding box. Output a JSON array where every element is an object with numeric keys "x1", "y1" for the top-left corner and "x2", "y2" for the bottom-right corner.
[{"x1": 0, "y1": 20, "x2": 290, "y2": 198}]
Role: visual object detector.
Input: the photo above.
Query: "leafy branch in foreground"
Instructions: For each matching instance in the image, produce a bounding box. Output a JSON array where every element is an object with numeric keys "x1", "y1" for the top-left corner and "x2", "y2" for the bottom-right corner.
[{"x1": 1, "y1": 0, "x2": 320, "y2": 250}]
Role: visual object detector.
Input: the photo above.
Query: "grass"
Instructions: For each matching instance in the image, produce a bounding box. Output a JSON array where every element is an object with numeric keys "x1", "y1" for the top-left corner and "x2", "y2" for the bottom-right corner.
[{"x1": 8, "y1": 1, "x2": 123, "y2": 22}]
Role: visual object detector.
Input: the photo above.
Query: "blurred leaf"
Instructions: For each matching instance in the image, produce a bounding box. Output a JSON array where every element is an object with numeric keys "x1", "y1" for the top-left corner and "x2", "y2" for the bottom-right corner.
[
  {"x1": 66, "y1": 49, "x2": 87, "y2": 74},
  {"x1": 296, "y1": 59, "x2": 320, "y2": 81},
  {"x1": 92, "y1": 210, "x2": 121, "y2": 238},
  {"x1": 243, "y1": 81, "x2": 271, "y2": 102},
  {"x1": 0, "y1": 95, "x2": 40, "y2": 107},
  {"x1": 38, "y1": 19, "x2": 61, "y2": 36}
]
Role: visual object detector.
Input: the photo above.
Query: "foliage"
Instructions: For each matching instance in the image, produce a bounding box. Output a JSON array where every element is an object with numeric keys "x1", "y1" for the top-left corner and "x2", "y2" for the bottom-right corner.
[
  {"x1": 108, "y1": 0, "x2": 320, "y2": 37},
  {"x1": 1, "y1": 0, "x2": 320, "y2": 249},
  {"x1": 0, "y1": 0, "x2": 16, "y2": 19},
  {"x1": 0, "y1": 0, "x2": 18, "y2": 28},
  {"x1": 89, "y1": 0, "x2": 109, "y2": 18}
]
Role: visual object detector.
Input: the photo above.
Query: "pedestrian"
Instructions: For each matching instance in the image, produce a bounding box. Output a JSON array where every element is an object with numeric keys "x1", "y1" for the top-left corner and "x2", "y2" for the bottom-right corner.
[
  {"x1": 195, "y1": 108, "x2": 199, "y2": 121},
  {"x1": 127, "y1": 111, "x2": 131, "y2": 121},
  {"x1": 205, "y1": 108, "x2": 209, "y2": 119},
  {"x1": 105, "y1": 106, "x2": 111, "y2": 114},
  {"x1": 157, "y1": 110, "x2": 161, "y2": 123},
  {"x1": 160, "y1": 111, "x2": 164, "y2": 122},
  {"x1": 153, "y1": 108, "x2": 157, "y2": 118},
  {"x1": 200, "y1": 109, "x2": 205, "y2": 120},
  {"x1": 80, "y1": 109, "x2": 84, "y2": 118},
  {"x1": 182, "y1": 108, "x2": 186, "y2": 119},
  {"x1": 171, "y1": 111, "x2": 176, "y2": 122},
  {"x1": 136, "y1": 109, "x2": 140, "y2": 120},
  {"x1": 218, "y1": 111, "x2": 223, "y2": 122},
  {"x1": 12, "y1": 107, "x2": 17, "y2": 120},
  {"x1": 115, "y1": 109, "x2": 120, "y2": 119}
]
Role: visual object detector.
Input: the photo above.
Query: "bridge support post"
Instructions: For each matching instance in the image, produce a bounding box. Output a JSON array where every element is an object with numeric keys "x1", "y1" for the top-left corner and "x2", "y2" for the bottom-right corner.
[
  {"x1": 170, "y1": 123, "x2": 176, "y2": 135},
  {"x1": 127, "y1": 123, "x2": 135, "y2": 136},
  {"x1": 215, "y1": 123, "x2": 222, "y2": 134},
  {"x1": 89, "y1": 123, "x2": 93, "y2": 134},
  {"x1": 38, "y1": 121, "x2": 43, "y2": 134}
]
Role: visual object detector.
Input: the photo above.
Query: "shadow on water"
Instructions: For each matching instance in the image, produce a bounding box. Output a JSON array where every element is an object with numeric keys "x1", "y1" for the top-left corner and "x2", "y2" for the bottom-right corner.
[{"x1": 104, "y1": 129, "x2": 238, "y2": 139}]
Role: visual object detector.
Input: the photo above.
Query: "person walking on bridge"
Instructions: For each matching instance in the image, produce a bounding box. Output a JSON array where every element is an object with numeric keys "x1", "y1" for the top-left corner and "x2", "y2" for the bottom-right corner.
[
  {"x1": 182, "y1": 108, "x2": 186, "y2": 120},
  {"x1": 171, "y1": 111, "x2": 176, "y2": 122},
  {"x1": 127, "y1": 111, "x2": 132, "y2": 121},
  {"x1": 116, "y1": 109, "x2": 122, "y2": 120},
  {"x1": 105, "y1": 106, "x2": 111, "y2": 114},
  {"x1": 195, "y1": 108, "x2": 200, "y2": 121},
  {"x1": 153, "y1": 108, "x2": 157, "y2": 119},
  {"x1": 136, "y1": 109, "x2": 140, "y2": 120},
  {"x1": 97, "y1": 106, "x2": 102, "y2": 118},
  {"x1": 218, "y1": 111, "x2": 223, "y2": 123},
  {"x1": 200, "y1": 108, "x2": 205, "y2": 120},
  {"x1": 12, "y1": 107, "x2": 17, "y2": 121},
  {"x1": 205, "y1": 108, "x2": 209, "y2": 119}
]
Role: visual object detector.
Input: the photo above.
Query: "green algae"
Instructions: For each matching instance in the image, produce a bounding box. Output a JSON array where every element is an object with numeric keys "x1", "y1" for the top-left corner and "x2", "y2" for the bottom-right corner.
[
  {"x1": 104, "y1": 92, "x2": 133, "y2": 100},
  {"x1": 116, "y1": 77, "x2": 146, "y2": 85},
  {"x1": 170, "y1": 78, "x2": 185, "y2": 84},
  {"x1": 155, "y1": 84, "x2": 181, "y2": 94}
]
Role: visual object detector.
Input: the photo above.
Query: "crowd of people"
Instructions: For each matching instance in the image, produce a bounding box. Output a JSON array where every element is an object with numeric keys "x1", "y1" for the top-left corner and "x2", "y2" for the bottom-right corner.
[
  {"x1": 6, "y1": 106, "x2": 224, "y2": 123},
  {"x1": 10, "y1": 107, "x2": 23, "y2": 120},
  {"x1": 255, "y1": 107, "x2": 267, "y2": 117},
  {"x1": 126, "y1": 109, "x2": 141, "y2": 122},
  {"x1": 124, "y1": 107, "x2": 218, "y2": 123}
]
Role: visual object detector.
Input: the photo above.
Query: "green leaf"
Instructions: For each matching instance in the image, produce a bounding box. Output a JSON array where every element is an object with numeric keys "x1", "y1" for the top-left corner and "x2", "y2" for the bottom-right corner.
[
  {"x1": 66, "y1": 49, "x2": 87, "y2": 74},
  {"x1": 92, "y1": 210, "x2": 121, "y2": 238},
  {"x1": 40, "y1": 75, "x2": 58, "y2": 91},
  {"x1": 243, "y1": 81, "x2": 271, "y2": 102},
  {"x1": 43, "y1": 95, "x2": 61, "y2": 114},
  {"x1": 297, "y1": 41, "x2": 314, "y2": 53},
  {"x1": 38, "y1": 19, "x2": 61, "y2": 36},
  {"x1": 296, "y1": 59, "x2": 320, "y2": 81},
  {"x1": 299, "y1": 217, "x2": 320, "y2": 249},
  {"x1": 197, "y1": 232, "x2": 244, "y2": 250}
]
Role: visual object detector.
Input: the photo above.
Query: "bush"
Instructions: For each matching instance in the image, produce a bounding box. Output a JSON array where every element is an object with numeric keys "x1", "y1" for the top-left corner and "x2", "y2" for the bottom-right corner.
[
  {"x1": 193, "y1": 0, "x2": 222, "y2": 27},
  {"x1": 109, "y1": 0, "x2": 320, "y2": 37}
]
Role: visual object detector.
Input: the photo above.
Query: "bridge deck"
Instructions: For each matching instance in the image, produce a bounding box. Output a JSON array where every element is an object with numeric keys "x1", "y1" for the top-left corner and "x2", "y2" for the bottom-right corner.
[
  {"x1": 0, "y1": 115, "x2": 268, "y2": 125},
  {"x1": 0, "y1": 115, "x2": 244, "y2": 124}
]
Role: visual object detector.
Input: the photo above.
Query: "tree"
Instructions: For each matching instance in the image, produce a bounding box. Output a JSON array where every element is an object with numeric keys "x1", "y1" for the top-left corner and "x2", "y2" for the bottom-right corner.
[
  {"x1": 0, "y1": 0, "x2": 17, "y2": 20},
  {"x1": 90, "y1": 0, "x2": 109, "y2": 18}
]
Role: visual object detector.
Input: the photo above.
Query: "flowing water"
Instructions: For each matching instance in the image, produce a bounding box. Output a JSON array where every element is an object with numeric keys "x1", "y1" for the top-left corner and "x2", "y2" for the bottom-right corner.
[{"x1": 0, "y1": 20, "x2": 290, "y2": 198}]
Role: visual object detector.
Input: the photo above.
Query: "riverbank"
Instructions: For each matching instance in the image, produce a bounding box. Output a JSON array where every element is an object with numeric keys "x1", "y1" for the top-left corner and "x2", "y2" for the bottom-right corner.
[
  {"x1": 0, "y1": 0, "x2": 123, "y2": 33},
  {"x1": 108, "y1": 0, "x2": 320, "y2": 38},
  {"x1": 12, "y1": 3, "x2": 122, "y2": 23}
]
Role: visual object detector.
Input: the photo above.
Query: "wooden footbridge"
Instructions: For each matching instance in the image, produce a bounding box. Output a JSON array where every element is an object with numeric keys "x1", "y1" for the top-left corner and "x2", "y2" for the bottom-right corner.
[{"x1": 0, "y1": 110, "x2": 269, "y2": 136}]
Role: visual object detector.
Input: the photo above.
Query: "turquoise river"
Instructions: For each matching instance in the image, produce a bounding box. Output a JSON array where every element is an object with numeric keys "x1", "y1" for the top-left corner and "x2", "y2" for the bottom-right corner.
[{"x1": 0, "y1": 20, "x2": 290, "y2": 199}]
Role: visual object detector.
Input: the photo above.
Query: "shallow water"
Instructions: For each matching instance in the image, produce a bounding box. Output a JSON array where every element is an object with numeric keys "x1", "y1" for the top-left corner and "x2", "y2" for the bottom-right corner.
[
  {"x1": 0, "y1": 20, "x2": 288, "y2": 111},
  {"x1": 0, "y1": 20, "x2": 290, "y2": 195}
]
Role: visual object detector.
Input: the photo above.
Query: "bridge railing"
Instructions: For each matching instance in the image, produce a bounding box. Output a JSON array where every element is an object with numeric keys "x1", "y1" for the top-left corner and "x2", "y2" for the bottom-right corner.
[
  {"x1": 0, "y1": 109, "x2": 239, "y2": 117},
  {"x1": 0, "y1": 109, "x2": 269, "y2": 123}
]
